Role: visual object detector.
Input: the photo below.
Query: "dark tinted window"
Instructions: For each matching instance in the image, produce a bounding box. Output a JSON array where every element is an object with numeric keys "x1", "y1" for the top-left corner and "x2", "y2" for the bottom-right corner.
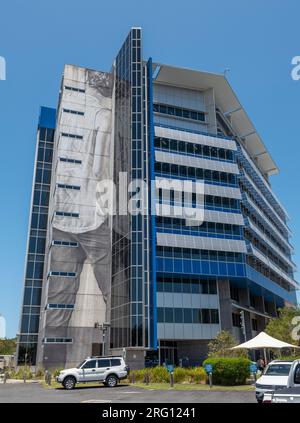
[
  {"x1": 97, "y1": 359, "x2": 110, "y2": 368},
  {"x1": 294, "y1": 365, "x2": 300, "y2": 384},
  {"x1": 82, "y1": 360, "x2": 97, "y2": 369},
  {"x1": 110, "y1": 359, "x2": 121, "y2": 366}
]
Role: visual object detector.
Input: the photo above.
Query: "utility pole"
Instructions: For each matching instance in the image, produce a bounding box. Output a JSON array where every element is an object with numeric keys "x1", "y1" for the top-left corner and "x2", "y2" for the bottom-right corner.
[{"x1": 94, "y1": 322, "x2": 110, "y2": 356}]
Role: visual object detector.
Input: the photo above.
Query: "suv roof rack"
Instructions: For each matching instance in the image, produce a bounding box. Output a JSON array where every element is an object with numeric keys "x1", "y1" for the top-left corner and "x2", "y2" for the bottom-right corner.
[{"x1": 87, "y1": 356, "x2": 123, "y2": 359}]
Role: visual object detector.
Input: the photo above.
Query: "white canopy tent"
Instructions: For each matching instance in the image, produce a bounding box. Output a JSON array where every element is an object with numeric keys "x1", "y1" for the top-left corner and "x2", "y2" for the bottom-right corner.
[{"x1": 231, "y1": 331, "x2": 300, "y2": 364}]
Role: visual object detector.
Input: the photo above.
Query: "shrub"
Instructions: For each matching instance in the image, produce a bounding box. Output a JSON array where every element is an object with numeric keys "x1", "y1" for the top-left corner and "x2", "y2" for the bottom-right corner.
[
  {"x1": 173, "y1": 367, "x2": 189, "y2": 383},
  {"x1": 208, "y1": 330, "x2": 248, "y2": 358},
  {"x1": 273, "y1": 355, "x2": 300, "y2": 361},
  {"x1": 188, "y1": 367, "x2": 207, "y2": 384},
  {"x1": 203, "y1": 357, "x2": 251, "y2": 385},
  {"x1": 35, "y1": 368, "x2": 45, "y2": 378},
  {"x1": 131, "y1": 369, "x2": 147, "y2": 382},
  {"x1": 8, "y1": 367, "x2": 33, "y2": 380},
  {"x1": 149, "y1": 366, "x2": 169, "y2": 383},
  {"x1": 52, "y1": 368, "x2": 64, "y2": 378}
]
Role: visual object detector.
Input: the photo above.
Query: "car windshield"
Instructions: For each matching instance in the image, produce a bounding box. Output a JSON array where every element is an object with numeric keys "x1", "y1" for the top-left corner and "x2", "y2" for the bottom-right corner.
[
  {"x1": 264, "y1": 364, "x2": 291, "y2": 376},
  {"x1": 77, "y1": 360, "x2": 86, "y2": 369}
]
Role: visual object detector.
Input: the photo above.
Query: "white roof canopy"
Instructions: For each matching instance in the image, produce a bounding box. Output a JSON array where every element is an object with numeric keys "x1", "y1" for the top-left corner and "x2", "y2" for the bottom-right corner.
[
  {"x1": 152, "y1": 63, "x2": 279, "y2": 178},
  {"x1": 231, "y1": 331, "x2": 300, "y2": 350}
]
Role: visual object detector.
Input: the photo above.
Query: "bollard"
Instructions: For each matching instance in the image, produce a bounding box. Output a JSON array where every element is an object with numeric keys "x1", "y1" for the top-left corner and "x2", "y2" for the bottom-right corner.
[
  {"x1": 208, "y1": 372, "x2": 212, "y2": 388},
  {"x1": 131, "y1": 372, "x2": 135, "y2": 384},
  {"x1": 23, "y1": 371, "x2": 26, "y2": 384},
  {"x1": 170, "y1": 371, "x2": 174, "y2": 388},
  {"x1": 145, "y1": 372, "x2": 149, "y2": 385}
]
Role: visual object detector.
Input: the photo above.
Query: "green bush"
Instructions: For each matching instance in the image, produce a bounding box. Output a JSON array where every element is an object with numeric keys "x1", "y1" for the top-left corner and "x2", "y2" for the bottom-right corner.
[
  {"x1": 203, "y1": 357, "x2": 251, "y2": 385},
  {"x1": 188, "y1": 367, "x2": 207, "y2": 384},
  {"x1": 149, "y1": 366, "x2": 169, "y2": 383},
  {"x1": 8, "y1": 367, "x2": 33, "y2": 380},
  {"x1": 35, "y1": 368, "x2": 45, "y2": 378},
  {"x1": 51, "y1": 368, "x2": 64, "y2": 378},
  {"x1": 173, "y1": 367, "x2": 189, "y2": 383},
  {"x1": 131, "y1": 369, "x2": 148, "y2": 382},
  {"x1": 131, "y1": 366, "x2": 207, "y2": 384},
  {"x1": 273, "y1": 355, "x2": 300, "y2": 361}
]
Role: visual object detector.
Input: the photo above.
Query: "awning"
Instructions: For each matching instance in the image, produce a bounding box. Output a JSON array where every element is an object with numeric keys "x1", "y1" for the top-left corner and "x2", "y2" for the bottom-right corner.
[{"x1": 231, "y1": 331, "x2": 300, "y2": 350}]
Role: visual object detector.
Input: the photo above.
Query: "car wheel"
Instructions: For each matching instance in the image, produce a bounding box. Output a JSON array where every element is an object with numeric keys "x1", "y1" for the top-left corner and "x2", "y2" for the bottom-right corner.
[
  {"x1": 63, "y1": 376, "x2": 76, "y2": 390},
  {"x1": 105, "y1": 375, "x2": 118, "y2": 388}
]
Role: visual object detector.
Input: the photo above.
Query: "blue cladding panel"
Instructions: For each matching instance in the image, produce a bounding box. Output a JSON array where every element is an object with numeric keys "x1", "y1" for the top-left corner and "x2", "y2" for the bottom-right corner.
[
  {"x1": 245, "y1": 264, "x2": 297, "y2": 304},
  {"x1": 38, "y1": 107, "x2": 56, "y2": 129},
  {"x1": 147, "y1": 57, "x2": 157, "y2": 350}
]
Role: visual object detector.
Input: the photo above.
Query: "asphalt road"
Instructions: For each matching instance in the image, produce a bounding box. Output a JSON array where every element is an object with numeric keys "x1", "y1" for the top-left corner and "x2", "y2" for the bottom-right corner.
[{"x1": 0, "y1": 382, "x2": 256, "y2": 403}]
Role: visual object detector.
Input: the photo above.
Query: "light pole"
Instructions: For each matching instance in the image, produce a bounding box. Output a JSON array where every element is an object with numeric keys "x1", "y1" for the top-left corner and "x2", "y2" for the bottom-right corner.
[{"x1": 94, "y1": 322, "x2": 110, "y2": 356}]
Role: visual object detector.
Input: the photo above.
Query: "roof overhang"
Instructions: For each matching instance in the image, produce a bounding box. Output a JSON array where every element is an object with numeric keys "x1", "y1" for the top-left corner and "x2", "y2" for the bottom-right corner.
[{"x1": 151, "y1": 62, "x2": 279, "y2": 178}]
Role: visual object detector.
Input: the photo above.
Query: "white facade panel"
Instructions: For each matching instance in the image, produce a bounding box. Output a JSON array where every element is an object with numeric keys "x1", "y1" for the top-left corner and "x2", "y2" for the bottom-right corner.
[
  {"x1": 155, "y1": 150, "x2": 239, "y2": 174},
  {"x1": 156, "y1": 232, "x2": 247, "y2": 253},
  {"x1": 155, "y1": 126, "x2": 237, "y2": 150}
]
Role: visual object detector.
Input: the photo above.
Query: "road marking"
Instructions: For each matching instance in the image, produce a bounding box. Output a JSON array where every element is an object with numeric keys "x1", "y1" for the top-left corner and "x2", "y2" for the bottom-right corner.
[
  {"x1": 119, "y1": 391, "x2": 144, "y2": 394},
  {"x1": 80, "y1": 400, "x2": 112, "y2": 402}
]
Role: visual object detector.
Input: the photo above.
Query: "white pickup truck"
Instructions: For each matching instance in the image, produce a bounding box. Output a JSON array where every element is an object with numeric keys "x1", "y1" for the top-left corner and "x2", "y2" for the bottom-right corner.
[{"x1": 263, "y1": 359, "x2": 300, "y2": 403}]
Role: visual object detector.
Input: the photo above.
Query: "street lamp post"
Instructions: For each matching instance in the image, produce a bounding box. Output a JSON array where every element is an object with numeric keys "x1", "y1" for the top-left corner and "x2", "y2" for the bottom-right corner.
[{"x1": 94, "y1": 322, "x2": 110, "y2": 356}]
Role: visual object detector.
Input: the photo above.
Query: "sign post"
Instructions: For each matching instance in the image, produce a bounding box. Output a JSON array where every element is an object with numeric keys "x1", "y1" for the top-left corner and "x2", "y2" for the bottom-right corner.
[
  {"x1": 167, "y1": 365, "x2": 174, "y2": 387},
  {"x1": 205, "y1": 364, "x2": 213, "y2": 388},
  {"x1": 249, "y1": 363, "x2": 258, "y2": 383}
]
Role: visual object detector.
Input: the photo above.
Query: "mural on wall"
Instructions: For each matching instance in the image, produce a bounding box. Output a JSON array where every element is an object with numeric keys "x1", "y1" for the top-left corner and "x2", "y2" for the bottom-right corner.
[{"x1": 39, "y1": 67, "x2": 114, "y2": 366}]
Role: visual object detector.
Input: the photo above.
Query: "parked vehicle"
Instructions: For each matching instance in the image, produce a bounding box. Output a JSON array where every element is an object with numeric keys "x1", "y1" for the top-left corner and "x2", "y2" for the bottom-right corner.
[
  {"x1": 56, "y1": 356, "x2": 129, "y2": 390},
  {"x1": 262, "y1": 360, "x2": 300, "y2": 403},
  {"x1": 255, "y1": 360, "x2": 293, "y2": 403}
]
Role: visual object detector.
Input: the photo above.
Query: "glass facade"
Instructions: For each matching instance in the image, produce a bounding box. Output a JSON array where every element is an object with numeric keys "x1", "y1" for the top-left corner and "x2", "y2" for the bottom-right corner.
[
  {"x1": 17, "y1": 107, "x2": 56, "y2": 365},
  {"x1": 111, "y1": 28, "x2": 151, "y2": 349}
]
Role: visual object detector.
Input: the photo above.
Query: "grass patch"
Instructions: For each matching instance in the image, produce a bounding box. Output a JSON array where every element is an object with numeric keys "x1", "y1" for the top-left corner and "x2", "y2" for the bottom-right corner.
[{"x1": 130, "y1": 383, "x2": 255, "y2": 391}]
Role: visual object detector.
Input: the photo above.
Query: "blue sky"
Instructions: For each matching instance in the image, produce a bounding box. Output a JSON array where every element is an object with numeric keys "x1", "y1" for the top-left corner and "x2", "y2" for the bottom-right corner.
[{"x1": 0, "y1": 0, "x2": 300, "y2": 338}]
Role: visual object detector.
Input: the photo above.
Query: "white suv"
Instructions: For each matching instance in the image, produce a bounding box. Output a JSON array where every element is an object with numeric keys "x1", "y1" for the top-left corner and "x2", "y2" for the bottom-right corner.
[
  {"x1": 56, "y1": 356, "x2": 129, "y2": 390},
  {"x1": 255, "y1": 360, "x2": 293, "y2": 403}
]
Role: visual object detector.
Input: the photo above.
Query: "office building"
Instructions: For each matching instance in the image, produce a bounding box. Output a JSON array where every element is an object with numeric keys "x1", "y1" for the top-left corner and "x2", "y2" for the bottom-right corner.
[{"x1": 17, "y1": 28, "x2": 298, "y2": 369}]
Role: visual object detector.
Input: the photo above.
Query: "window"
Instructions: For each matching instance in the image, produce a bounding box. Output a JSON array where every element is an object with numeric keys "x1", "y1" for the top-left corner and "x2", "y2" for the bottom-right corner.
[
  {"x1": 110, "y1": 358, "x2": 121, "y2": 366},
  {"x1": 61, "y1": 132, "x2": 83, "y2": 140},
  {"x1": 64, "y1": 85, "x2": 85, "y2": 93},
  {"x1": 184, "y1": 309, "x2": 192, "y2": 323},
  {"x1": 48, "y1": 271, "x2": 76, "y2": 277},
  {"x1": 44, "y1": 337, "x2": 72, "y2": 344},
  {"x1": 201, "y1": 309, "x2": 210, "y2": 324},
  {"x1": 250, "y1": 295, "x2": 256, "y2": 308},
  {"x1": 57, "y1": 183, "x2": 80, "y2": 191},
  {"x1": 82, "y1": 360, "x2": 97, "y2": 369},
  {"x1": 52, "y1": 240, "x2": 78, "y2": 247},
  {"x1": 153, "y1": 103, "x2": 206, "y2": 122},
  {"x1": 47, "y1": 304, "x2": 74, "y2": 310},
  {"x1": 264, "y1": 364, "x2": 291, "y2": 376},
  {"x1": 230, "y1": 286, "x2": 240, "y2": 302},
  {"x1": 97, "y1": 359, "x2": 110, "y2": 368},
  {"x1": 232, "y1": 313, "x2": 240, "y2": 327},
  {"x1": 62, "y1": 109, "x2": 84, "y2": 116},
  {"x1": 294, "y1": 365, "x2": 300, "y2": 384},
  {"x1": 59, "y1": 157, "x2": 82, "y2": 164},
  {"x1": 251, "y1": 319, "x2": 258, "y2": 331},
  {"x1": 210, "y1": 309, "x2": 219, "y2": 324},
  {"x1": 55, "y1": 211, "x2": 79, "y2": 218}
]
